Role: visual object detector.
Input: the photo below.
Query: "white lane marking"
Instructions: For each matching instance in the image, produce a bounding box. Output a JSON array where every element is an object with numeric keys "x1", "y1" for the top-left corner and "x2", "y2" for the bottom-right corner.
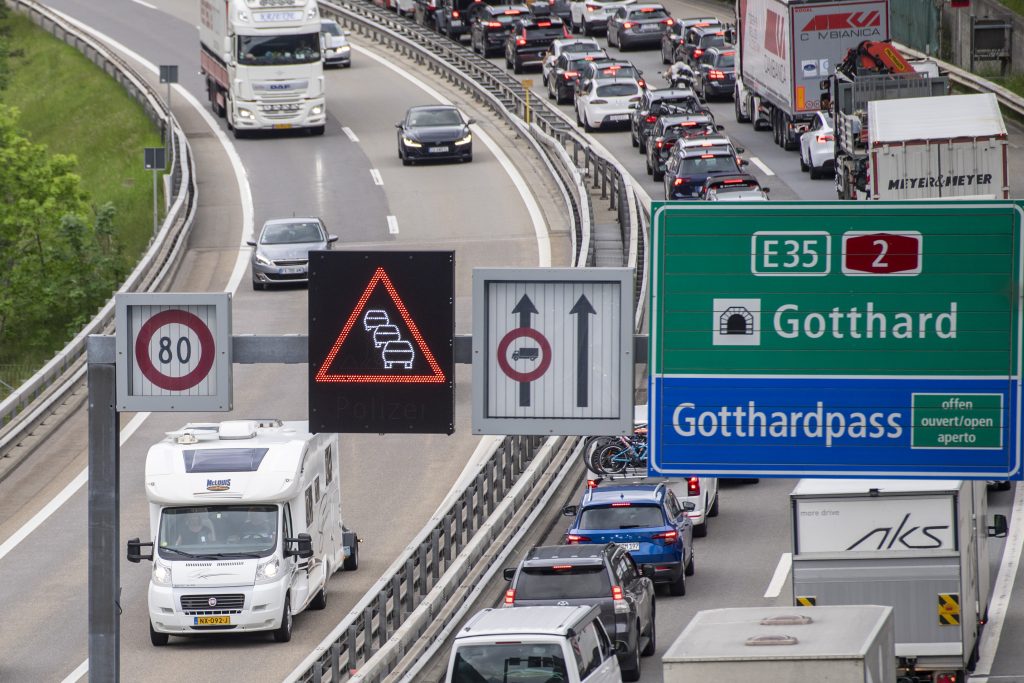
[
  {"x1": 749, "y1": 156, "x2": 775, "y2": 176},
  {"x1": 972, "y1": 483, "x2": 1024, "y2": 676},
  {"x1": 370, "y1": 168, "x2": 384, "y2": 185},
  {"x1": 343, "y1": 126, "x2": 359, "y2": 142},
  {"x1": 128, "y1": 0, "x2": 157, "y2": 8},
  {"x1": 763, "y1": 552, "x2": 791, "y2": 598},
  {"x1": 353, "y1": 45, "x2": 551, "y2": 266},
  {"x1": 387, "y1": 215, "x2": 400, "y2": 234},
  {"x1": 59, "y1": 659, "x2": 89, "y2": 683}
]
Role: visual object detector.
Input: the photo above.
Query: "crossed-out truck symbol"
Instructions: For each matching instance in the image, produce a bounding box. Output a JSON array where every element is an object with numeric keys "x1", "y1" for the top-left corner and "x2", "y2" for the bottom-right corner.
[{"x1": 512, "y1": 347, "x2": 540, "y2": 361}]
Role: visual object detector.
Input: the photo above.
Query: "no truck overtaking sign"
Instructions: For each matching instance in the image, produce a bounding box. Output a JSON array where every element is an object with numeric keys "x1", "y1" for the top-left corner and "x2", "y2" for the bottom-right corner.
[{"x1": 648, "y1": 201, "x2": 1024, "y2": 480}]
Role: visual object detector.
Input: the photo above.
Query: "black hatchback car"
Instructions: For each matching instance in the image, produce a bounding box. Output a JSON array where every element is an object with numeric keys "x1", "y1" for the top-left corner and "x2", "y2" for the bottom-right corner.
[
  {"x1": 504, "y1": 15, "x2": 569, "y2": 73},
  {"x1": 695, "y1": 45, "x2": 736, "y2": 100},
  {"x1": 395, "y1": 105, "x2": 474, "y2": 165},
  {"x1": 470, "y1": 4, "x2": 529, "y2": 56},
  {"x1": 675, "y1": 24, "x2": 730, "y2": 67},
  {"x1": 629, "y1": 86, "x2": 703, "y2": 151},
  {"x1": 503, "y1": 543, "x2": 656, "y2": 682},
  {"x1": 548, "y1": 51, "x2": 606, "y2": 103},
  {"x1": 664, "y1": 144, "x2": 744, "y2": 199},
  {"x1": 659, "y1": 16, "x2": 720, "y2": 64}
]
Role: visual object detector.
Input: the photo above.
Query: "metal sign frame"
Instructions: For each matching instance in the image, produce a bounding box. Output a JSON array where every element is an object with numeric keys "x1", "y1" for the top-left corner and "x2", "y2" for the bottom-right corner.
[
  {"x1": 472, "y1": 267, "x2": 634, "y2": 436},
  {"x1": 648, "y1": 201, "x2": 1023, "y2": 480},
  {"x1": 115, "y1": 292, "x2": 232, "y2": 411}
]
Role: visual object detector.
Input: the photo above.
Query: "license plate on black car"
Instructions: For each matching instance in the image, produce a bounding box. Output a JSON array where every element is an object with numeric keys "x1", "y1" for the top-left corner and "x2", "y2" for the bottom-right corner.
[{"x1": 429, "y1": 146, "x2": 449, "y2": 153}]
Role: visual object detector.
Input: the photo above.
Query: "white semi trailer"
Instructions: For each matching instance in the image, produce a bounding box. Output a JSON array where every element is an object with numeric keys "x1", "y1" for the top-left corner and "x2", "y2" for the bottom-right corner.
[{"x1": 200, "y1": 0, "x2": 326, "y2": 137}]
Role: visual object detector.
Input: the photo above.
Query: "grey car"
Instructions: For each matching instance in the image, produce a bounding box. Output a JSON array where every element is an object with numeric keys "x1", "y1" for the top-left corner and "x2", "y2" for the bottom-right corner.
[{"x1": 248, "y1": 217, "x2": 337, "y2": 290}]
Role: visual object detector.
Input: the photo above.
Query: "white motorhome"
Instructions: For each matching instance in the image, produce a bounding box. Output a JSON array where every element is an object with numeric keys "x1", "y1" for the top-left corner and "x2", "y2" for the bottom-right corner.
[
  {"x1": 127, "y1": 419, "x2": 358, "y2": 645},
  {"x1": 200, "y1": 0, "x2": 327, "y2": 137}
]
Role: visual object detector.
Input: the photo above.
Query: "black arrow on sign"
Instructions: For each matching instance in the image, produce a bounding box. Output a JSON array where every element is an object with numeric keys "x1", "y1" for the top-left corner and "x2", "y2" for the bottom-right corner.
[
  {"x1": 512, "y1": 294, "x2": 539, "y2": 407},
  {"x1": 570, "y1": 294, "x2": 597, "y2": 408}
]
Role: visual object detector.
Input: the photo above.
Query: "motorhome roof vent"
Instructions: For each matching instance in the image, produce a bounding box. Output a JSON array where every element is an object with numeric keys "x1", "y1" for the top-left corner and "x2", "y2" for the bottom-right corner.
[
  {"x1": 759, "y1": 615, "x2": 813, "y2": 626},
  {"x1": 745, "y1": 635, "x2": 799, "y2": 647},
  {"x1": 218, "y1": 421, "x2": 258, "y2": 440}
]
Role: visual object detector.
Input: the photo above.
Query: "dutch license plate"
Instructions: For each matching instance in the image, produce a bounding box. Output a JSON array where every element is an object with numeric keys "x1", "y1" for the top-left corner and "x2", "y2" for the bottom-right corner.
[
  {"x1": 641, "y1": 23, "x2": 659, "y2": 31},
  {"x1": 274, "y1": 123, "x2": 292, "y2": 129},
  {"x1": 429, "y1": 146, "x2": 449, "y2": 153},
  {"x1": 621, "y1": 542, "x2": 640, "y2": 551},
  {"x1": 194, "y1": 616, "x2": 230, "y2": 626}
]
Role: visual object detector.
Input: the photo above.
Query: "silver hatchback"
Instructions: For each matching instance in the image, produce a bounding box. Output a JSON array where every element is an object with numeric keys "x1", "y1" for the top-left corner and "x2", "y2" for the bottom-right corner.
[{"x1": 248, "y1": 217, "x2": 338, "y2": 290}]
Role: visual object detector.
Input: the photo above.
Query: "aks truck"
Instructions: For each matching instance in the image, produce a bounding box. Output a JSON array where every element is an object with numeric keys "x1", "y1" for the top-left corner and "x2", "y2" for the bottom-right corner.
[
  {"x1": 200, "y1": 0, "x2": 326, "y2": 137},
  {"x1": 663, "y1": 605, "x2": 896, "y2": 682},
  {"x1": 126, "y1": 419, "x2": 359, "y2": 645},
  {"x1": 790, "y1": 479, "x2": 1007, "y2": 682},
  {"x1": 734, "y1": 0, "x2": 890, "y2": 150}
]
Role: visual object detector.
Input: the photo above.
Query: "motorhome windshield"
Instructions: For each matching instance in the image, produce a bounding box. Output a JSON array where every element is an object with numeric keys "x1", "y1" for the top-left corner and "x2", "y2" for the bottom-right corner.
[
  {"x1": 158, "y1": 505, "x2": 278, "y2": 559},
  {"x1": 237, "y1": 33, "x2": 321, "y2": 66}
]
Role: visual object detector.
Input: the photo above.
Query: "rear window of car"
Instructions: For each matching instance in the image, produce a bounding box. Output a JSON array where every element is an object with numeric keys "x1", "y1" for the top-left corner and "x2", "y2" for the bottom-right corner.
[
  {"x1": 700, "y1": 33, "x2": 727, "y2": 48},
  {"x1": 651, "y1": 96, "x2": 700, "y2": 114},
  {"x1": 578, "y1": 504, "x2": 665, "y2": 530},
  {"x1": 561, "y1": 41, "x2": 600, "y2": 54},
  {"x1": 628, "y1": 8, "x2": 669, "y2": 19},
  {"x1": 596, "y1": 82, "x2": 640, "y2": 97},
  {"x1": 680, "y1": 154, "x2": 740, "y2": 175},
  {"x1": 526, "y1": 26, "x2": 566, "y2": 39},
  {"x1": 593, "y1": 64, "x2": 639, "y2": 79},
  {"x1": 716, "y1": 53, "x2": 736, "y2": 68},
  {"x1": 452, "y1": 643, "x2": 567, "y2": 683},
  {"x1": 516, "y1": 565, "x2": 611, "y2": 598},
  {"x1": 488, "y1": 13, "x2": 520, "y2": 24}
]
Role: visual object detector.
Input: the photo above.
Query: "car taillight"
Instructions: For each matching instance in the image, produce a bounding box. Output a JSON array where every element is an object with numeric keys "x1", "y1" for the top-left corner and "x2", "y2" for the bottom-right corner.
[
  {"x1": 516, "y1": 36, "x2": 527, "y2": 45},
  {"x1": 538, "y1": 20, "x2": 552, "y2": 26},
  {"x1": 817, "y1": 133, "x2": 834, "y2": 143},
  {"x1": 673, "y1": 177, "x2": 688, "y2": 186},
  {"x1": 504, "y1": 588, "x2": 516, "y2": 605},
  {"x1": 653, "y1": 529, "x2": 679, "y2": 542},
  {"x1": 645, "y1": 115, "x2": 657, "y2": 123},
  {"x1": 709, "y1": 69, "x2": 725, "y2": 80},
  {"x1": 663, "y1": 18, "x2": 674, "y2": 24},
  {"x1": 723, "y1": 178, "x2": 746, "y2": 184},
  {"x1": 935, "y1": 674, "x2": 958, "y2": 683},
  {"x1": 611, "y1": 501, "x2": 631, "y2": 507},
  {"x1": 564, "y1": 70, "x2": 579, "y2": 79},
  {"x1": 590, "y1": 98, "x2": 608, "y2": 104},
  {"x1": 637, "y1": 78, "x2": 646, "y2": 88},
  {"x1": 688, "y1": 476, "x2": 700, "y2": 495},
  {"x1": 452, "y1": 9, "x2": 459, "y2": 17},
  {"x1": 655, "y1": 139, "x2": 664, "y2": 148},
  {"x1": 623, "y1": 21, "x2": 634, "y2": 28},
  {"x1": 612, "y1": 585, "x2": 624, "y2": 600},
  {"x1": 612, "y1": 584, "x2": 630, "y2": 613},
  {"x1": 566, "y1": 534, "x2": 591, "y2": 543},
  {"x1": 693, "y1": 48, "x2": 703, "y2": 58}
]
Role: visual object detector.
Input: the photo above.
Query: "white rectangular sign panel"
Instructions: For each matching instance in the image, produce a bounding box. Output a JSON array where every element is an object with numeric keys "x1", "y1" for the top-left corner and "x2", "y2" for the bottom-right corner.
[
  {"x1": 472, "y1": 268, "x2": 633, "y2": 435},
  {"x1": 115, "y1": 293, "x2": 232, "y2": 412},
  {"x1": 794, "y1": 496, "x2": 956, "y2": 554}
]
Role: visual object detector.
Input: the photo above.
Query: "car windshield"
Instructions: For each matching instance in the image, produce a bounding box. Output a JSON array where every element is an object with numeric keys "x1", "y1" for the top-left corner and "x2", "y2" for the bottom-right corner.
[
  {"x1": 261, "y1": 221, "x2": 324, "y2": 244},
  {"x1": 408, "y1": 109, "x2": 464, "y2": 126},
  {"x1": 596, "y1": 82, "x2": 640, "y2": 97},
  {"x1": 321, "y1": 21, "x2": 342, "y2": 35},
  {"x1": 578, "y1": 504, "x2": 665, "y2": 529},
  {"x1": 516, "y1": 565, "x2": 611, "y2": 599},
  {"x1": 158, "y1": 505, "x2": 278, "y2": 558},
  {"x1": 452, "y1": 644, "x2": 568, "y2": 683},
  {"x1": 628, "y1": 8, "x2": 669, "y2": 19},
  {"x1": 680, "y1": 155, "x2": 739, "y2": 174},
  {"x1": 237, "y1": 33, "x2": 320, "y2": 65}
]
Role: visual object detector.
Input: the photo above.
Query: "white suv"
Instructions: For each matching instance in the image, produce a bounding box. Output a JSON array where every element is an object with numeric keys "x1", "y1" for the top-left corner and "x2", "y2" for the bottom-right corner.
[
  {"x1": 569, "y1": 0, "x2": 636, "y2": 36},
  {"x1": 446, "y1": 605, "x2": 622, "y2": 683}
]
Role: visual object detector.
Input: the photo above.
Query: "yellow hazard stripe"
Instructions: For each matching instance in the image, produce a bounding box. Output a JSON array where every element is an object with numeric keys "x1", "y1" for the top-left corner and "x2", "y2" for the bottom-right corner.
[
  {"x1": 938, "y1": 594, "x2": 960, "y2": 625},
  {"x1": 797, "y1": 596, "x2": 816, "y2": 607}
]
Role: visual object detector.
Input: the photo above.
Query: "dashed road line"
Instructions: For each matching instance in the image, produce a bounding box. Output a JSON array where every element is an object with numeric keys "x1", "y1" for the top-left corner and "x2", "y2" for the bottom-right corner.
[
  {"x1": 749, "y1": 156, "x2": 776, "y2": 176},
  {"x1": 342, "y1": 126, "x2": 359, "y2": 142},
  {"x1": 763, "y1": 552, "x2": 791, "y2": 598},
  {"x1": 370, "y1": 168, "x2": 383, "y2": 185},
  {"x1": 387, "y1": 215, "x2": 399, "y2": 235}
]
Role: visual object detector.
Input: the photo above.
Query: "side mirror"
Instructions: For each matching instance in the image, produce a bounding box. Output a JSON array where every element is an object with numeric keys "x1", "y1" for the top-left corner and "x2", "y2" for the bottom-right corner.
[
  {"x1": 245, "y1": 240, "x2": 256, "y2": 247},
  {"x1": 716, "y1": 124, "x2": 725, "y2": 131},
  {"x1": 739, "y1": 158, "x2": 749, "y2": 166},
  {"x1": 989, "y1": 514, "x2": 1009, "y2": 538},
  {"x1": 395, "y1": 122, "x2": 403, "y2": 128},
  {"x1": 640, "y1": 564, "x2": 656, "y2": 579},
  {"x1": 735, "y1": 146, "x2": 745, "y2": 154},
  {"x1": 467, "y1": 117, "x2": 476, "y2": 125},
  {"x1": 327, "y1": 234, "x2": 339, "y2": 243},
  {"x1": 681, "y1": 501, "x2": 696, "y2": 512},
  {"x1": 503, "y1": 567, "x2": 516, "y2": 581},
  {"x1": 127, "y1": 538, "x2": 154, "y2": 563},
  {"x1": 562, "y1": 504, "x2": 578, "y2": 517},
  {"x1": 286, "y1": 533, "x2": 314, "y2": 559},
  {"x1": 763, "y1": 187, "x2": 771, "y2": 193}
]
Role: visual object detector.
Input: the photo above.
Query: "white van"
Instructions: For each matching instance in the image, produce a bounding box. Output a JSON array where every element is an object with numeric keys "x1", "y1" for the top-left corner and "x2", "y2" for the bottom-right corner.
[
  {"x1": 446, "y1": 605, "x2": 622, "y2": 683},
  {"x1": 126, "y1": 419, "x2": 359, "y2": 645}
]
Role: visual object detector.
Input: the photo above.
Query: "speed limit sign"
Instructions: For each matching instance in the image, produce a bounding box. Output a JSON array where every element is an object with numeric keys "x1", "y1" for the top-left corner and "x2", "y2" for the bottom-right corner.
[{"x1": 115, "y1": 293, "x2": 232, "y2": 411}]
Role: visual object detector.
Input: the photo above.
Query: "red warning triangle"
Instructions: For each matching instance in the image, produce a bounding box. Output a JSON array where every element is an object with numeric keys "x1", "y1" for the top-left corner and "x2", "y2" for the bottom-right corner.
[{"x1": 315, "y1": 267, "x2": 446, "y2": 384}]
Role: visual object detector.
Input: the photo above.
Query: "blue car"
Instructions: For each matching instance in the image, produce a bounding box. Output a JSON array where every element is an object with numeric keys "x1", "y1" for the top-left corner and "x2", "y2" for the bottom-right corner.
[{"x1": 562, "y1": 483, "x2": 695, "y2": 595}]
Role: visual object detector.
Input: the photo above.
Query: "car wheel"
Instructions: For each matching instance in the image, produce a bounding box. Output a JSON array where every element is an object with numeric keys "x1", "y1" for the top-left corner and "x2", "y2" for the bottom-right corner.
[
  {"x1": 668, "y1": 567, "x2": 686, "y2": 596},
  {"x1": 693, "y1": 519, "x2": 707, "y2": 537},
  {"x1": 150, "y1": 621, "x2": 169, "y2": 647},
  {"x1": 708, "y1": 491, "x2": 719, "y2": 517},
  {"x1": 800, "y1": 150, "x2": 809, "y2": 172},
  {"x1": 685, "y1": 551, "x2": 695, "y2": 576},
  {"x1": 809, "y1": 162, "x2": 821, "y2": 180},
  {"x1": 620, "y1": 625, "x2": 642, "y2": 682},
  {"x1": 652, "y1": 164, "x2": 664, "y2": 182},
  {"x1": 463, "y1": 153, "x2": 473, "y2": 163},
  {"x1": 272, "y1": 595, "x2": 293, "y2": 643},
  {"x1": 309, "y1": 125, "x2": 325, "y2": 136},
  {"x1": 575, "y1": 106, "x2": 583, "y2": 127},
  {"x1": 310, "y1": 578, "x2": 328, "y2": 610},
  {"x1": 641, "y1": 605, "x2": 656, "y2": 656},
  {"x1": 548, "y1": 82, "x2": 555, "y2": 99},
  {"x1": 583, "y1": 20, "x2": 592, "y2": 36},
  {"x1": 630, "y1": 129, "x2": 639, "y2": 147},
  {"x1": 645, "y1": 155, "x2": 652, "y2": 175},
  {"x1": 583, "y1": 111, "x2": 596, "y2": 132},
  {"x1": 661, "y1": 44, "x2": 670, "y2": 64},
  {"x1": 513, "y1": 58, "x2": 523, "y2": 74}
]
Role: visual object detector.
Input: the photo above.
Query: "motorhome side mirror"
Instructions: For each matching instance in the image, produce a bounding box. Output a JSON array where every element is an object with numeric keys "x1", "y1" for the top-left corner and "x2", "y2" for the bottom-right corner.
[
  {"x1": 640, "y1": 564, "x2": 656, "y2": 579},
  {"x1": 395, "y1": 122, "x2": 403, "y2": 128},
  {"x1": 739, "y1": 158, "x2": 749, "y2": 166},
  {"x1": 735, "y1": 146, "x2": 745, "y2": 154},
  {"x1": 681, "y1": 501, "x2": 696, "y2": 512},
  {"x1": 562, "y1": 504, "x2": 578, "y2": 516},
  {"x1": 989, "y1": 514, "x2": 1009, "y2": 538},
  {"x1": 503, "y1": 567, "x2": 516, "y2": 581},
  {"x1": 467, "y1": 118, "x2": 476, "y2": 125},
  {"x1": 286, "y1": 533, "x2": 315, "y2": 559},
  {"x1": 763, "y1": 187, "x2": 771, "y2": 193},
  {"x1": 327, "y1": 235, "x2": 339, "y2": 243},
  {"x1": 716, "y1": 124, "x2": 725, "y2": 131},
  {"x1": 246, "y1": 240, "x2": 256, "y2": 247},
  {"x1": 126, "y1": 538, "x2": 153, "y2": 563}
]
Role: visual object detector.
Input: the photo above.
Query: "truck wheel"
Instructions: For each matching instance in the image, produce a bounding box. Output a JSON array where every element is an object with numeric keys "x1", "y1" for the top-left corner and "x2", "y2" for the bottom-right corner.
[
  {"x1": 343, "y1": 538, "x2": 360, "y2": 570},
  {"x1": 150, "y1": 622, "x2": 169, "y2": 647},
  {"x1": 734, "y1": 90, "x2": 749, "y2": 123},
  {"x1": 669, "y1": 568, "x2": 686, "y2": 596},
  {"x1": 272, "y1": 595, "x2": 293, "y2": 642}
]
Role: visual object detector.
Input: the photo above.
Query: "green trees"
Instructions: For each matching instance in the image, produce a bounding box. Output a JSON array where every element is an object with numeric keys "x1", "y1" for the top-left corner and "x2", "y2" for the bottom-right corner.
[{"x1": 0, "y1": 104, "x2": 123, "y2": 359}]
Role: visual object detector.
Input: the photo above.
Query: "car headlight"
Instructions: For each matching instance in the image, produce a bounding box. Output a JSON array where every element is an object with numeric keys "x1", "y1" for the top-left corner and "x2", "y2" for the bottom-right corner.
[
  {"x1": 238, "y1": 108, "x2": 255, "y2": 120},
  {"x1": 255, "y1": 557, "x2": 281, "y2": 584},
  {"x1": 254, "y1": 253, "x2": 272, "y2": 267},
  {"x1": 402, "y1": 136, "x2": 422, "y2": 148},
  {"x1": 152, "y1": 561, "x2": 172, "y2": 587},
  {"x1": 325, "y1": 47, "x2": 336, "y2": 54},
  {"x1": 454, "y1": 133, "x2": 473, "y2": 146},
  {"x1": 311, "y1": 104, "x2": 324, "y2": 116},
  {"x1": 339, "y1": 45, "x2": 351, "y2": 53}
]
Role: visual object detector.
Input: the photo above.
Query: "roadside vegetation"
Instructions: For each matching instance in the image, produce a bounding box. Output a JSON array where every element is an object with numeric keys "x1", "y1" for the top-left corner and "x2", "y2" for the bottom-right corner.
[{"x1": 0, "y1": 8, "x2": 162, "y2": 397}]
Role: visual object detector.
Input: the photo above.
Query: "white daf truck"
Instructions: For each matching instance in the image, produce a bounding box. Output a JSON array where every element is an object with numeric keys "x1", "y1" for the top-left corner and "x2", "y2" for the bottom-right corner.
[
  {"x1": 127, "y1": 419, "x2": 358, "y2": 645},
  {"x1": 200, "y1": 0, "x2": 326, "y2": 137}
]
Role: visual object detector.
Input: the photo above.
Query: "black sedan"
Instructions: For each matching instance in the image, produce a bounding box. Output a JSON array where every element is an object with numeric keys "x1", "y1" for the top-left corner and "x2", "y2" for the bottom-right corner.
[{"x1": 396, "y1": 105, "x2": 474, "y2": 165}]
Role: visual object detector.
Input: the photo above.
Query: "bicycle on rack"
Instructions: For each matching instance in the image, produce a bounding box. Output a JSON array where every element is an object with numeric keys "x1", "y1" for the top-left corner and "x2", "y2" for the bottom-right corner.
[{"x1": 586, "y1": 426, "x2": 648, "y2": 475}]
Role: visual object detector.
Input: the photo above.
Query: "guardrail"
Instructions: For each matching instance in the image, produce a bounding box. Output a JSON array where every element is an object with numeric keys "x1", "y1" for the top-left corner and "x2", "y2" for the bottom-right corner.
[
  {"x1": 287, "y1": 2, "x2": 649, "y2": 680},
  {"x1": 0, "y1": 0, "x2": 197, "y2": 455}
]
